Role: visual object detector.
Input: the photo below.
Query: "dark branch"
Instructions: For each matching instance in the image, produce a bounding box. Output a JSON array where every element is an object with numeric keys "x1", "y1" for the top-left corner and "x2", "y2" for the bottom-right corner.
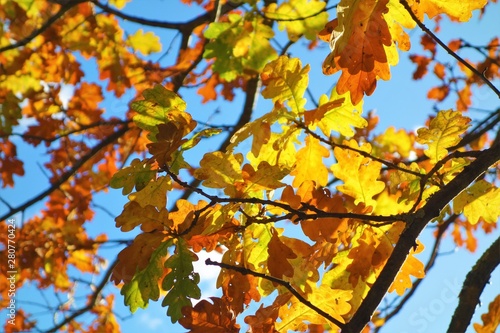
[
  {"x1": 447, "y1": 235, "x2": 500, "y2": 333},
  {"x1": 344, "y1": 142, "x2": 500, "y2": 333}
]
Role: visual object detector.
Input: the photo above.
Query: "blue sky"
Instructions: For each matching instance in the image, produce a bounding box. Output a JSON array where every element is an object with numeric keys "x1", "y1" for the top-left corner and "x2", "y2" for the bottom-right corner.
[{"x1": 1, "y1": 0, "x2": 499, "y2": 332}]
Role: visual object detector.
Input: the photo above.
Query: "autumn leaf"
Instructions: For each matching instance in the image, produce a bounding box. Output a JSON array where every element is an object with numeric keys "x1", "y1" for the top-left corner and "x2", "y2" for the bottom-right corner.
[
  {"x1": 108, "y1": 158, "x2": 154, "y2": 194},
  {"x1": 454, "y1": 180, "x2": 500, "y2": 224},
  {"x1": 179, "y1": 297, "x2": 240, "y2": 332},
  {"x1": 267, "y1": 228, "x2": 297, "y2": 278},
  {"x1": 290, "y1": 135, "x2": 330, "y2": 187},
  {"x1": 127, "y1": 29, "x2": 161, "y2": 55},
  {"x1": 322, "y1": 0, "x2": 393, "y2": 105},
  {"x1": 277, "y1": 286, "x2": 353, "y2": 331},
  {"x1": 132, "y1": 84, "x2": 191, "y2": 140},
  {"x1": 388, "y1": 240, "x2": 425, "y2": 295},
  {"x1": 115, "y1": 201, "x2": 170, "y2": 232},
  {"x1": 416, "y1": 110, "x2": 471, "y2": 164},
  {"x1": 261, "y1": 55, "x2": 309, "y2": 115},
  {"x1": 162, "y1": 238, "x2": 201, "y2": 322},
  {"x1": 121, "y1": 240, "x2": 171, "y2": 312},
  {"x1": 331, "y1": 140, "x2": 385, "y2": 208},
  {"x1": 407, "y1": 0, "x2": 488, "y2": 22},
  {"x1": 264, "y1": 0, "x2": 329, "y2": 41},
  {"x1": 305, "y1": 88, "x2": 367, "y2": 137},
  {"x1": 194, "y1": 151, "x2": 243, "y2": 195},
  {"x1": 473, "y1": 294, "x2": 500, "y2": 333},
  {"x1": 203, "y1": 14, "x2": 277, "y2": 81}
]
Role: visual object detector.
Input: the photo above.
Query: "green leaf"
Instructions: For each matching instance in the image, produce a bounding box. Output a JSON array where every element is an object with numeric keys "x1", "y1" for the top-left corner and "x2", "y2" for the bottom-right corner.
[
  {"x1": 203, "y1": 14, "x2": 277, "y2": 81},
  {"x1": 121, "y1": 240, "x2": 171, "y2": 312},
  {"x1": 110, "y1": 158, "x2": 156, "y2": 195},
  {"x1": 132, "y1": 84, "x2": 187, "y2": 140},
  {"x1": 162, "y1": 238, "x2": 201, "y2": 323}
]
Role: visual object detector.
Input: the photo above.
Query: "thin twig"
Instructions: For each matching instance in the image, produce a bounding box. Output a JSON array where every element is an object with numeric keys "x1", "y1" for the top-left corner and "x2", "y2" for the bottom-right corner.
[{"x1": 399, "y1": 0, "x2": 500, "y2": 99}]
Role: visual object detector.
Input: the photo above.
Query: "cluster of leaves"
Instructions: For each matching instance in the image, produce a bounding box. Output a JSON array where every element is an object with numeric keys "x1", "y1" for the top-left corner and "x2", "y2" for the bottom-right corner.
[{"x1": 0, "y1": 0, "x2": 499, "y2": 332}]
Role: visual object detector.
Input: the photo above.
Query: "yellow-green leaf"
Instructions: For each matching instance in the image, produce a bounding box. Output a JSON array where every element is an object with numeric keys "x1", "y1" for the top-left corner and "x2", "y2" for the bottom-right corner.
[
  {"x1": 454, "y1": 180, "x2": 500, "y2": 224},
  {"x1": 305, "y1": 89, "x2": 367, "y2": 137},
  {"x1": 331, "y1": 140, "x2": 385, "y2": 208},
  {"x1": 416, "y1": 110, "x2": 471, "y2": 164},
  {"x1": 291, "y1": 135, "x2": 330, "y2": 187},
  {"x1": 128, "y1": 29, "x2": 162, "y2": 55},
  {"x1": 261, "y1": 55, "x2": 309, "y2": 115}
]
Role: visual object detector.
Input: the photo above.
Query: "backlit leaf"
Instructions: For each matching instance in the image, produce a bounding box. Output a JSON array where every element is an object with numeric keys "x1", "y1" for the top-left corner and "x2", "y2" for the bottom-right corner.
[
  {"x1": 162, "y1": 238, "x2": 201, "y2": 323},
  {"x1": 416, "y1": 110, "x2": 471, "y2": 164},
  {"x1": 331, "y1": 140, "x2": 385, "y2": 208},
  {"x1": 454, "y1": 180, "x2": 500, "y2": 224},
  {"x1": 127, "y1": 29, "x2": 162, "y2": 55},
  {"x1": 261, "y1": 55, "x2": 309, "y2": 115},
  {"x1": 291, "y1": 134, "x2": 330, "y2": 187},
  {"x1": 121, "y1": 240, "x2": 171, "y2": 312}
]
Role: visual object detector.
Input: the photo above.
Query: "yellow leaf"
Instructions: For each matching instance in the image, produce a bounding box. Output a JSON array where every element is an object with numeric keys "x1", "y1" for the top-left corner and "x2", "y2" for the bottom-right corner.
[
  {"x1": 109, "y1": 0, "x2": 131, "y2": 9},
  {"x1": 331, "y1": 140, "x2": 385, "y2": 208},
  {"x1": 473, "y1": 294, "x2": 500, "y2": 333},
  {"x1": 416, "y1": 110, "x2": 471, "y2": 164},
  {"x1": 408, "y1": 0, "x2": 488, "y2": 22},
  {"x1": 127, "y1": 29, "x2": 162, "y2": 55},
  {"x1": 305, "y1": 89, "x2": 367, "y2": 137},
  {"x1": 388, "y1": 240, "x2": 425, "y2": 295},
  {"x1": 128, "y1": 176, "x2": 172, "y2": 210},
  {"x1": 374, "y1": 126, "x2": 413, "y2": 158},
  {"x1": 291, "y1": 135, "x2": 330, "y2": 187},
  {"x1": 261, "y1": 55, "x2": 309, "y2": 115},
  {"x1": 194, "y1": 151, "x2": 243, "y2": 195},
  {"x1": 454, "y1": 180, "x2": 500, "y2": 224},
  {"x1": 265, "y1": 0, "x2": 329, "y2": 41},
  {"x1": 277, "y1": 286, "x2": 352, "y2": 331}
]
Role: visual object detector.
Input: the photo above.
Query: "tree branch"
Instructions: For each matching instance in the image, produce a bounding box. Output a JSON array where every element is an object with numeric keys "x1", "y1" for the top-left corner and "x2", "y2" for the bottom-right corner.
[
  {"x1": 447, "y1": 234, "x2": 500, "y2": 333},
  {"x1": 344, "y1": 143, "x2": 500, "y2": 333},
  {"x1": 0, "y1": 125, "x2": 129, "y2": 222},
  {"x1": 205, "y1": 258, "x2": 346, "y2": 330}
]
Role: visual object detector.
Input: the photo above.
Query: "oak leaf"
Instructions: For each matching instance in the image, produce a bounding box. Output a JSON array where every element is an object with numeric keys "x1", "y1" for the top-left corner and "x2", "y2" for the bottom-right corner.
[
  {"x1": 267, "y1": 228, "x2": 297, "y2": 279},
  {"x1": 331, "y1": 140, "x2": 385, "y2": 208},
  {"x1": 121, "y1": 240, "x2": 171, "y2": 312},
  {"x1": 473, "y1": 294, "x2": 500, "y2": 333},
  {"x1": 110, "y1": 158, "x2": 156, "y2": 195},
  {"x1": 305, "y1": 89, "x2": 367, "y2": 137},
  {"x1": 127, "y1": 29, "x2": 161, "y2": 55},
  {"x1": 264, "y1": 0, "x2": 329, "y2": 41},
  {"x1": 453, "y1": 180, "x2": 500, "y2": 224},
  {"x1": 388, "y1": 240, "x2": 425, "y2": 295},
  {"x1": 416, "y1": 109, "x2": 471, "y2": 164},
  {"x1": 179, "y1": 297, "x2": 240, "y2": 333},
  {"x1": 261, "y1": 55, "x2": 309, "y2": 115},
  {"x1": 162, "y1": 238, "x2": 201, "y2": 322},
  {"x1": 291, "y1": 135, "x2": 330, "y2": 187}
]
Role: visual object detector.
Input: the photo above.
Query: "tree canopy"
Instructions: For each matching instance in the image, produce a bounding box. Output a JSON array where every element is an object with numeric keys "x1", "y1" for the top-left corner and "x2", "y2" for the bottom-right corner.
[{"x1": 0, "y1": 0, "x2": 499, "y2": 332}]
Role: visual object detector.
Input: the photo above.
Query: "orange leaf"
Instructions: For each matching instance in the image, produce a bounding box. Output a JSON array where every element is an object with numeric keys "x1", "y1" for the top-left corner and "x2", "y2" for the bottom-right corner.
[
  {"x1": 267, "y1": 228, "x2": 297, "y2": 279},
  {"x1": 473, "y1": 294, "x2": 500, "y2": 333},
  {"x1": 179, "y1": 297, "x2": 240, "y2": 333},
  {"x1": 388, "y1": 240, "x2": 425, "y2": 295}
]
